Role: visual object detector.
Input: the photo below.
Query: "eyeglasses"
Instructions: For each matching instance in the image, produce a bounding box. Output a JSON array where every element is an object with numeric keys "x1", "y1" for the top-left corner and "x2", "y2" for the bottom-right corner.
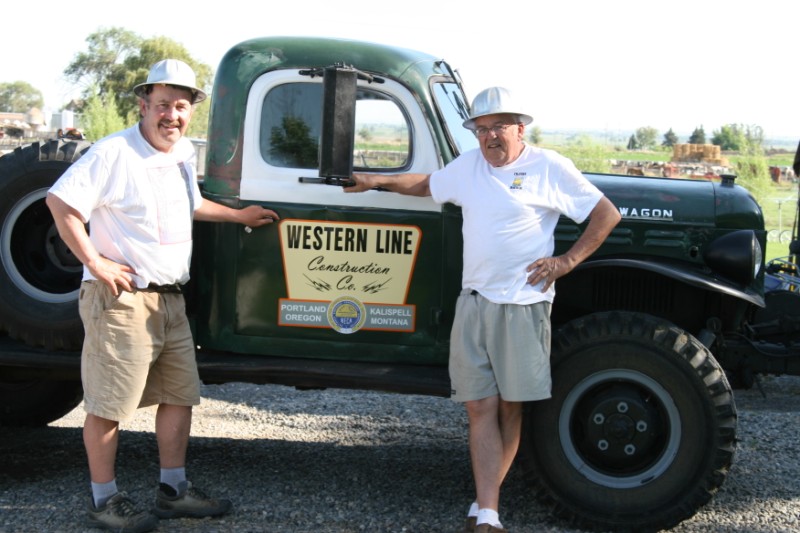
[{"x1": 472, "y1": 123, "x2": 515, "y2": 138}]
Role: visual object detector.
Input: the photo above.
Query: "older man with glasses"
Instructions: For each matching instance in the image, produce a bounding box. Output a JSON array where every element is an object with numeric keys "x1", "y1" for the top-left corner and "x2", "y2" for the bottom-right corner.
[{"x1": 346, "y1": 86, "x2": 620, "y2": 532}]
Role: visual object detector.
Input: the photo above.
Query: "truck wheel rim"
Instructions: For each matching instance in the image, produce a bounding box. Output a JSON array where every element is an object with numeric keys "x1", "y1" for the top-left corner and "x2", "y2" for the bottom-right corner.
[
  {"x1": 558, "y1": 368, "x2": 682, "y2": 489},
  {"x1": 1, "y1": 188, "x2": 81, "y2": 303}
]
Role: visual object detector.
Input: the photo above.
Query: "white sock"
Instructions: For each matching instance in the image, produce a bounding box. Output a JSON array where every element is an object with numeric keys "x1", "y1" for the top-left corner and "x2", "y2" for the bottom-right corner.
[
  {"x1": 468, "y1": 501, "x2": 479, "y2": 517},
  {"x1": 91, "y1": 479, "x2": 118, "y2": 508},
  {"x1": 160, "y1": 466, "x2": 187, "y2": 492},
  {"x1": 477, "y1": 508, "x2": 502, "y2": 528}
]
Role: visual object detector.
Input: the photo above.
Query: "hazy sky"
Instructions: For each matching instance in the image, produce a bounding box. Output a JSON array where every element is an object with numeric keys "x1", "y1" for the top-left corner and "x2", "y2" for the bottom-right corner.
[{"x1": 3, "y1": 0, "x2": 797, "y2": 140}]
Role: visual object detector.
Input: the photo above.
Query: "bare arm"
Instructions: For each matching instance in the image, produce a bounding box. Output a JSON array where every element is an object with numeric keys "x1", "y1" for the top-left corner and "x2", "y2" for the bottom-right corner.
[
  {"x1": 45, "y1": 193, "x2": 135, "y2": 296},
  {"x1": 193, "y1": 200, "x2": 280, "y2": 226},
  {"x1": 344, "y1": 172, "x2": 432, "y2": 197},
  {"x1": 526, "y1": 196, "x2": 621, "y2": 291}
]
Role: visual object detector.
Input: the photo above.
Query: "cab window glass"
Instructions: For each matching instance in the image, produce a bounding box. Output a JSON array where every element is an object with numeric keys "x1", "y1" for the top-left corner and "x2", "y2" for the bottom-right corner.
[
  {"x1": 260, "y1": 83, "x2": 321, "y2": 169},
  {"x1": 354, "y1": 95, "x2": 409, "y2": 170},
  {"x1": 260, "y1": 83, "x2": 410, "y2": 170},
  {"x1": 433, "y1": 82, "x2": 478, "y2": 156}
]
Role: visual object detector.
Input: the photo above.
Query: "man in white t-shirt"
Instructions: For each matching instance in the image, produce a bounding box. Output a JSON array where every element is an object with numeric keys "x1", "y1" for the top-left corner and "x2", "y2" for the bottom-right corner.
[
  {"x1": 346, "y1": 87, "x2": 620, "y2": 533},
  {"x1": 47, "y1": 59, "x2": 279, "y2": 533}
]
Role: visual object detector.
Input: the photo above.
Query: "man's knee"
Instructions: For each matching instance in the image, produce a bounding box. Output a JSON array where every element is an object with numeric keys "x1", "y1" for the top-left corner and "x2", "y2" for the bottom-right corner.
[
  {"x1": 465, "y1": 395, "x2": 499, "y2": 418},
  {"x1": 498, "y1": 399, "x2": 522, "y2": 418}
]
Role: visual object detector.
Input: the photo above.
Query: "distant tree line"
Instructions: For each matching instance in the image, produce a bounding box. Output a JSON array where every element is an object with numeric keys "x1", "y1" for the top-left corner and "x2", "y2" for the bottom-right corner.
[{"x1": 624, "y1": 124, "x2": 765, "y2": 152}]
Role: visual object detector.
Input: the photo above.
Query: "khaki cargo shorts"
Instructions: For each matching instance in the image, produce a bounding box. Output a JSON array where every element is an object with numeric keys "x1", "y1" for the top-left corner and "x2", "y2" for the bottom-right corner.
[
  {"x1": 78, "y1": 281, "x2": 200, "y2": 421},
  {"x1": 449, "y1": 289, "x2": 552, "y2": 403}
]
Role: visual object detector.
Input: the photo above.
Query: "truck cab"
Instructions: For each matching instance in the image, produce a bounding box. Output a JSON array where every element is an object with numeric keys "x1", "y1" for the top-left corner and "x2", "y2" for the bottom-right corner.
[{"x1": 192, "y1": 38, "x2": 471, "y2": 389}]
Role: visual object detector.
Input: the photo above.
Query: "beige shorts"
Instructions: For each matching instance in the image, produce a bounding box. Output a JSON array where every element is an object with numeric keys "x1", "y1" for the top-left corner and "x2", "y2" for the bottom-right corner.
[
  {"x1": 78, "y1": 281, "x2": 200, "y2": 421},
  {"x1": 449, "y1": 290, "x2": 552, "y2": 403}
]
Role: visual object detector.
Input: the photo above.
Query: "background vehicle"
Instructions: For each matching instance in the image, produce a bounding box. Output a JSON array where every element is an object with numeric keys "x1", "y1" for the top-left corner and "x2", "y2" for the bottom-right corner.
[{"x1": 1, "y1": 36, "x2": 797, "y2": 532}]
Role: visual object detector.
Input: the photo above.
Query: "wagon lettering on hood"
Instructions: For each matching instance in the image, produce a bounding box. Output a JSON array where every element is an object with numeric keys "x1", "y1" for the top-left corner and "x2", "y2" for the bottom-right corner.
[{"x1": 617, "y1": 206, "x2": 674, "y2": 220}]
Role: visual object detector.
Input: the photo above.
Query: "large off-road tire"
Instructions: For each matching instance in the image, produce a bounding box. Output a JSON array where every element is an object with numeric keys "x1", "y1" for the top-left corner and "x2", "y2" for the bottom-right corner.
[
  {"x1": 0, "y1": 140, "x2": 92, "y2": 349},
  {"x1": 0, "y1": 375, "x2": 83, "y2": 426},
  {"x1": 518, "y1": 311, "x2": 737, "y2": 532}
]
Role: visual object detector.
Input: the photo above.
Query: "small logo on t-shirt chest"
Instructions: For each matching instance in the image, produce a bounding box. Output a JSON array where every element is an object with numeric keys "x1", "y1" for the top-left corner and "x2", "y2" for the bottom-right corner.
[{"x1": 510, "y1": 172, "x2": 527, "y2": 190}]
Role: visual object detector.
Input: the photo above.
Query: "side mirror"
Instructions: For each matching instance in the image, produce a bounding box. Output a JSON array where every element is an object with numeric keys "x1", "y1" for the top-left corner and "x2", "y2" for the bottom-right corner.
[{"x1": 319, "y1": 65, "x2": 357, "y2": 181}]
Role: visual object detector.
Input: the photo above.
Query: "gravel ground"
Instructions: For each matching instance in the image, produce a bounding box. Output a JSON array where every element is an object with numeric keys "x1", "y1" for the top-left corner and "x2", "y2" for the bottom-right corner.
[{"x1": 2, "y1": 375, "x2": 800, "y2": 533}]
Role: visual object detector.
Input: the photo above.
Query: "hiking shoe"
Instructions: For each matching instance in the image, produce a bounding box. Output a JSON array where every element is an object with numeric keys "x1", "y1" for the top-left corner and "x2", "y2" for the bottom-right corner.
[
  {"x1": 475, "y1": 524, "x2": 508, "y2": 533},
  {"x1": 457, "y1": 516, "x2": 477, "y2": 532},
  {"x1": 153, "y1": 481, "x2": 232, "y2": 519},
  {"x1": 87, "y1": 492, "x2": 158, "y2": 533}
]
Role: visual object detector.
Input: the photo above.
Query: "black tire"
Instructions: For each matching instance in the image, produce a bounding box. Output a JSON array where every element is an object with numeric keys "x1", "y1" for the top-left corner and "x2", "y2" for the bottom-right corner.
[
  {"x1": 0, "y1": 375, "x2": 83, "y2": 426},
  {"x1": 0, "y1": 140, "x2": 93, "y2": 350},
  {"x1": 518, "y1": 311, "x2": 737, "y2": 532}
]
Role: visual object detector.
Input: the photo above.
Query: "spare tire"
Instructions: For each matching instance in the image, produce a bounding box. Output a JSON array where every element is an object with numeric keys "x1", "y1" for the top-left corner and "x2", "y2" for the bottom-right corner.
[{"x1": 0, "y1": 140, "x2": 93, "y2": 350}]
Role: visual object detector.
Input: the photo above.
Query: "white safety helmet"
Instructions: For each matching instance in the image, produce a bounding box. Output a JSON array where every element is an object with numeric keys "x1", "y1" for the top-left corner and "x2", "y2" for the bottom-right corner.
[
  {"x1": 133, "y1": 59, "x2": 207, "y2": 103},
  {"x1": 462, "y1": 86, "x2": 532, "y2": 129}
]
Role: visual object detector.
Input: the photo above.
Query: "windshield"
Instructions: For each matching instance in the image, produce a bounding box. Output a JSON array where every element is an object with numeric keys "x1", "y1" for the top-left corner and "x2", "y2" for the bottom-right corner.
[{"x1": 433, "y1": 82, "x2": 478, "y2": 156}]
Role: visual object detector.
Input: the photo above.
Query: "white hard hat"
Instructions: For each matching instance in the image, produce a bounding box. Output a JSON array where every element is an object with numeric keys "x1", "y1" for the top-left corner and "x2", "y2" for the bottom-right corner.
[
  {"x1": 463, "y1": 87, "x2": 532, "y2": 129},
  {"x1": 133, "y1": 59, "x2": 207, "y2": 103}
]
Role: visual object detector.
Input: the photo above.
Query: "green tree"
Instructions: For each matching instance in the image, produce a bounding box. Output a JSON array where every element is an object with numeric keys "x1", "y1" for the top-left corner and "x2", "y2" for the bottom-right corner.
[
  {"x1": 662, "y1": 128, "x2": 679, "y2": 147},
  {"x1": 711, "y1": 124, "x2": 745, "y2": 151},
  {"x1": 81, "y1": 89, "x2": 126, "y2": 141},
  {"x1": 733, "y1": 137, "x2": 770, "y2": 206},
  {"x1": 0, "y1": 81, "x2": 44, "y2": 112},
  {"x1": 528, "y1": 125, "x2": 542, "y2": 145},
  {"x1": 712, "y1": 123, "x2": 763, "y2": 151},
  {"x1": 358, "y1": 126, "x2": 373, "y2": 142},
  {"x1": 688, "y1": 126, "x2": 706, "y2": 144},
  {"x1": 269, "y1": 116, "x2": 318, "y2": 168},
  {"x1": 64, "y1": 27, "x2": 213, "y2": 137},
  {"x1": 635, "y1": 127, "x2": 658, "y2": 150},
  {"x1": 745, "y1": 124, "x2": 764, "y2": 147},
  {"x1": 627, "y1": 134, "x2": 639, "y2": 150},
  {"x1": 63, "y1": 27, "x2": 141, "y2": 104}
]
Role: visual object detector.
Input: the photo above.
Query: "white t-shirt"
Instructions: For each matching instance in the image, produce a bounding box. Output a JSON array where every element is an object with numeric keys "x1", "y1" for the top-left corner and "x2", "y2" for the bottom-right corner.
[
  {"x1": 49, "y1": 125, "x2": 204, "y2": 288},
  {"x1": 429, "y1": 145, "x2": 602, "y2": 305}
]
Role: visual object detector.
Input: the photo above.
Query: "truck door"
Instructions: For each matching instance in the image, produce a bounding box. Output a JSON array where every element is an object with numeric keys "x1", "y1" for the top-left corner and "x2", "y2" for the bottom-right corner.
[{"x1": 209, "y1": 69, "x2": 450, "y2": 365}]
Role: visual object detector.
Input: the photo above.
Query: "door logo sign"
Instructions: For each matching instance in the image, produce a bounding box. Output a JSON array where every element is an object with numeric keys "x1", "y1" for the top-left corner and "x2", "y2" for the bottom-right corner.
[{"x1": 278, "y1": 220, "x2": 421, "y2": 333}]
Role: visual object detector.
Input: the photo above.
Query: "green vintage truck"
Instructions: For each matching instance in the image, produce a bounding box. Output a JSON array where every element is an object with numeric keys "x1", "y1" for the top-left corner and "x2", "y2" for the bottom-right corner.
[{"x1": 1, "y1": 36, "x2": 797, "y2": 531}]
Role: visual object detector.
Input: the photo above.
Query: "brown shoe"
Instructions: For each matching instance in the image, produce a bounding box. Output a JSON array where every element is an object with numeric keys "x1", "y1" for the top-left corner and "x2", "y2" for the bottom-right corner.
[
  {"x1": 475, "y1": 524, "x2": 508, "y2": 533},
  {"x1": 87, "y1": 492, "x2": 158, "y2": 533},
  {"x1": 457, "y1": 516, "x2": 477, "y2": 532},
  {"x1": 153, "y1": 481, "x2": 232, "y2": 519}
]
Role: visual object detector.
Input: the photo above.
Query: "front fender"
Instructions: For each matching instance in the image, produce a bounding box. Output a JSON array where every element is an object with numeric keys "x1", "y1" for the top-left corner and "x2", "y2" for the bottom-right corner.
[{"x1": 573, "y1": 258, "x2": 764, "y2": 308}]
